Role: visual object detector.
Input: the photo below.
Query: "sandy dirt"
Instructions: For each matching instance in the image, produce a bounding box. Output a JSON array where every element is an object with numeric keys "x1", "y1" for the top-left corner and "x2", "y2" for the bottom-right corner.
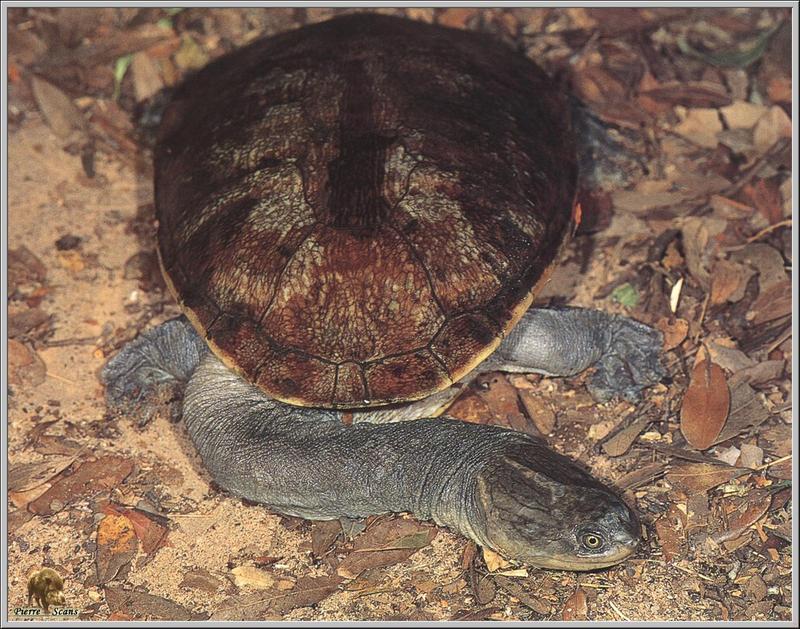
[{"x1": 6, "y1": 6, "x2": 793, "y2": 622}]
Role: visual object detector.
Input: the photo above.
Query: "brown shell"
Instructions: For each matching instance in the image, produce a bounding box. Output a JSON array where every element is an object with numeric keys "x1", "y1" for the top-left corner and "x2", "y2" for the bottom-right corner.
[{"x1": 155, "y1": 13, "x2": 577, "y2": 408}]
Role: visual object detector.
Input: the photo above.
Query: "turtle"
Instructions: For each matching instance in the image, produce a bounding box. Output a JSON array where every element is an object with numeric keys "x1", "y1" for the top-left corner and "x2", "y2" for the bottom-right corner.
[{"x1": 102, "y1": 13, "x2": 665, "y2": 571}]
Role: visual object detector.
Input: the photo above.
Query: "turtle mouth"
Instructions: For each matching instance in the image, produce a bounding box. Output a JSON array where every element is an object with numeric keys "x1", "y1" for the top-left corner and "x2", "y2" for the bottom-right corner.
[{"x1": 528, "y1": 543, "x2": 639, "y2": 571}]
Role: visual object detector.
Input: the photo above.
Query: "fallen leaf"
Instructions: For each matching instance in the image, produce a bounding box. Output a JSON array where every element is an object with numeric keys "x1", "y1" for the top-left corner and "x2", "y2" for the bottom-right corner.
[
  {"x1": 8, "y1": 454, "x2": 79, "y2": 493},
  {"x1": 8, "y1": 339, "x2": 47, "y2": 387},
  {"x1": 656, "y1": 317, "x2": 689, "y2": 351},
  {"x1": 680, "y1": 360, "x2": 731, "y2": 450},
  {"x1": 96, "y1": 513, "x2": 138, "y2": 584},
  {"x1": 446, "y1": 390, "x2": 491, "y2": 424},
  {"x1": 212, "y1": 575, "x2": 342, "y2": 620},
  {"x1": 481, "y1": 547, "x2": 510, "y2": 573},
  {"x1": 561, "y1": 588, "x2": 588, "y2": 620},
  {"x1": 710, "y1": 260, "x2": 748, "y2": 305},
  {"x1": 602, "y1": 418, "x2": 650, "y2": 457},
  {"x1": 28, "y1": 455, "x2": 135, "y2": 516},
  {"x1": 231, "y1": 566, "x2": 275, "y2": 590},
  {"x1": 494, "y1": 574, "x2": 550, "y2": 615},
  {"x1": 336, "y1": 519, "x2": 436, "y2": 579},
  {"x1": 102, "y1": 504, "x2": 169, "y2": 555},
  {"x1": 30, "y1": 75, "x2": 87, "y2": 138},
  {"x1": 654, "y1": 505, "x2": 686, "y2": 563},
  {"x1": 105, "y1": 586, "x2": 205, "y2": 620},
  {"x1": 612, "y1": 190, "x2": 692, "y2": 214},
  {"x1": 757, "y1": 423, "x2": 791, "y2": 458},
  {"x1": 712, "y1": 376, "x2": 770, "y2": 445},
  {"x1": 742, "y1": 177, "x2": 785, "y2": 225},
  {"x1": 720, "y1": 101, "x2": 768, "y2": 129},
  {"x1": 666, "y1": 462, "x2": 747, "y2": 495},
  {"x1": 475, "y1": 374, "x2": 535, "y2": 435},
  {"x1": 611, "y1": 282, "x2": 640, "y2": 308},
  {"x1": 640, "y1": 81, "x2": 731, "y2": 108},
  {"x1": 130, "y1": 51, "x2": 164, "y2": 102},
  {"x1": 8, "y1": 245, "x2": 47, "y2": 294},
  {"x1": 733, "y1": 243, "x2": 787, "y2": 290},
  {"x1": 735, "y1": 360, "x2": 785, "y2": 386},
  {"x1": 516, "y1": 389, "x2": 556, "y2": 435},
  {"x1": 616, "y1": 462, "x2": 668, "y2": 490},
  {"x1": 673, "y1": 107, "x2": 723, "y2": 148},
  {"x1": 8, "y1": 306, "x2": 51, "y2": 340},
  {"x1": 180, "y1": 568, "x2": 224, "y2": 594},
  {"x1": 748, "y1": 280, "x2": 792, "y2": 325},
  {"x1": 737, "y1": 444, "x2": 764, "y2": 469},
  {"x1": 311, "y1": 520, "x2": 341, "y2": 557},
  {"x1": 437, "y1": 7, "x2": 477, "y2": 29},
  {"x1": 752, "y1": 105, "x2": 792, "y2": 153}
]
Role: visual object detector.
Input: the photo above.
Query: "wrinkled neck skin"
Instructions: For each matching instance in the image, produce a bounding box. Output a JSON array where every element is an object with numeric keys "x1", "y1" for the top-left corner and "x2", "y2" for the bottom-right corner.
[{"x1": 185, "y1": 354, "x2": 526, "y2": 549}]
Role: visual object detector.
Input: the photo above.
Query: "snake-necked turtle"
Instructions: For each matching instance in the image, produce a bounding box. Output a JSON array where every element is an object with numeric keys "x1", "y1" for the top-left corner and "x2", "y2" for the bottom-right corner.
[{"x1": 103, "y1": 13, "x2": 665, "y2": 571}]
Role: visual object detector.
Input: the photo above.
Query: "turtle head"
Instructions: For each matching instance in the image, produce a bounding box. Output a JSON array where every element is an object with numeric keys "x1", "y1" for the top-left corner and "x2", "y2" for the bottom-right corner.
[{"x1": 474, "y1": 441, "x2": 640, "y2": 570}]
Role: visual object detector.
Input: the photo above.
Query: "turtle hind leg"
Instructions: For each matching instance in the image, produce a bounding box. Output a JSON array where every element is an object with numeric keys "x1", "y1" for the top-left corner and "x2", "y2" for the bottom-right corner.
[
  {"x1": 100, "y1": 315, "x2": 208, "y2": 423},
  {"x1": 489, "y1": 307, "x2": 665, "y2": 402}
]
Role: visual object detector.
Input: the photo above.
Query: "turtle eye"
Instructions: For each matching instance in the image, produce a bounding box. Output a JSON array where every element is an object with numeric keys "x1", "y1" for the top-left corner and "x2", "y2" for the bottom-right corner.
[{"x1": 580, "y1": 532, "x2": 604, "y2": 550}]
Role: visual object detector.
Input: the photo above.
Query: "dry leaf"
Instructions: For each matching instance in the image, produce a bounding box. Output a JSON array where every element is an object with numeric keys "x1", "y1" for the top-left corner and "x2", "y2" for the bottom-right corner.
[
  {"x1": 130, "y1": 51, "x2": 164, "y2": 102},
  {"x1": 749, "y1": 280, "x2": 792, "y2": 325},
  {"x1": 494, "y1": 574, "x2": 550, "y2": 615},
  {"x1": 516, "y1": 389, "x2": 556, "y2": 435},
  {"x1": 561, "y1": 588, "x2": 588, "y2": 620},
  {"x1": 752, "y1": 105, "x2": 792, "y2": 152},
  {"x1": 231, "y1": 566, "x2": 275, "y2": 590},
  {"x1": 710, "y1": 260, "x2": 748, "y2": 305},
  {"x1": 712, "y1": 376, "x2": 770, "y2": 445},
  {"x1": 602, "y1": 417, "x2": 650, "y2": 457},
  {"x1": 666, "y1": 462, "x2": 747, "y2": 495},
  {"x1": 311, "y1": 520, "x2": 341, "y2": 557},
  {"x1": 96, "y1": 513, "x2": 138, "y2": 584},
  {"x1": 28, "y1": 455, "x2": 135, "y2": 516},
  {"x1": 30, "y1": 75, "x2": 87, "y2": 138},
  {"x1": 212, "y1": 575, "x2": 341, "y2": 620},
  {"x1": 656, "y1": 317, "x2": 689, "y2": 351},
  {"x1": 673, "y1": 107, "x2": 723, "y2": 148},
  {"x1": 8, "y1": 455, "x2": 78, "y2": 494},
  {"x1": 482, "y1": 547, "x2": 510, "y2": 572},
  {"x1": 336, "y1": 519, "x2": 436, "y2": 579},
  {"x1": 105, "y1": 586, "x2": 204, "y2": 620},
  {"x1": 720, "y1": 100, "x2": 768, "y2": 129},
  {"x1": 641, "y1": 81, "x2": 731, "y2": 107},
  {"x1": 654, "y1": 504, "x2": 687, "y2": 563},
  {"x1": 680, "y1": 360, "x2": 731, "y2": 450}
]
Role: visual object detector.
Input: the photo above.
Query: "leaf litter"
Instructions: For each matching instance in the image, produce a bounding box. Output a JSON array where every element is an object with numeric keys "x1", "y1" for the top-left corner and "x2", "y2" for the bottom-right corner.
[{"x1": 6, "y1": 5, "x2": 792, "y2": 622}]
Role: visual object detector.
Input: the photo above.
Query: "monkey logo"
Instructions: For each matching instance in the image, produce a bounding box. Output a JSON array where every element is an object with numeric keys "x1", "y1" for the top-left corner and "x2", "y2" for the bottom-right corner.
[{"x1": 27, "y1": 568, "x2": 66, "y2": 614}]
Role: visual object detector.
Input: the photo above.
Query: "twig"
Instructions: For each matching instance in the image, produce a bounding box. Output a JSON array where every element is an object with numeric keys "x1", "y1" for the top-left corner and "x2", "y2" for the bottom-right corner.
[
  {"x1": 46, "y1": 371, "x2": 78, "y2": 385},
  {"x1": 754, "y1": 454, "x2": 791, "y2": 471},
  {"x1": 608, "y1": 600, "x2": 630, "y2": 621},
  {"x1": 746, "y1": 218, "x2": 792, "y2": 243},
  {"x1": 722, "y1": 137, "x2": 791, "y2": 197},
  {"x1": 765, "y1": 325, "x2": 792, "y2": 355},
  {"x1": 43, "y1": 336, "x2": 98, "y2": 348},
  {"x1": 692, "y1": 292, "x2": 712, "y2": 345}
]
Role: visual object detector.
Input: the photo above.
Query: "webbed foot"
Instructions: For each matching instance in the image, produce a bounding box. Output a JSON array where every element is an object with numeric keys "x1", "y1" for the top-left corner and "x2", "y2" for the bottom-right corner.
[
  {"x1": 492, "y1": 307, "x2": 665, "y2": 402},
  {"x1": 100, "y1": 316, "x2": 206, "y2": 422},
  {"x1": 586, "y1": 315, "x2": 665, "y2": 402}
]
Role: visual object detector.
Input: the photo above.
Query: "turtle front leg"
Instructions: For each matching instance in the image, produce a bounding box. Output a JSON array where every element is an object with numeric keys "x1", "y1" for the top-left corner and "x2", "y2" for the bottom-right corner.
[{"x1": 486, "y1": 307, "x2": 665, "y2": 402}]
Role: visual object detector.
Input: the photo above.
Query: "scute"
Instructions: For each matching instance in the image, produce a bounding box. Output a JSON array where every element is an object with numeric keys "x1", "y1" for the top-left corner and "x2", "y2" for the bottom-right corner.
[{"x1": 155, "y1": 13, "x2": 577, "y2": 408}]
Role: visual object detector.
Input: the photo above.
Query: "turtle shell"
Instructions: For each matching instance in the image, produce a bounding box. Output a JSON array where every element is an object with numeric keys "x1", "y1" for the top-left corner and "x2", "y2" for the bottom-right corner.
[{"x1": 155, "y1": 13, "x2": 577, "y2": 408}]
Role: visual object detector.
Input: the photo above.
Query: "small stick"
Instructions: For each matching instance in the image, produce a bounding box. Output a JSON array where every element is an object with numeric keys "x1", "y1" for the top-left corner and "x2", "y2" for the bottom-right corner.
[
  {"x1": 746, "y1": 218, "x2": 792, "y2": 243},
  {"x1": 754, "y1": 454, "x2": 791, "y2": 471},
  {"x1": 608, "y1": 600, "x2": 631, "y2": 621}
]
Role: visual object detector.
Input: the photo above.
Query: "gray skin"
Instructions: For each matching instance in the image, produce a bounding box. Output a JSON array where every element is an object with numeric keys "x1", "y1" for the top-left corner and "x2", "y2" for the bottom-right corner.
[{"x1": 102, "y1": 306, "x2": 663, "y2": 570}]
